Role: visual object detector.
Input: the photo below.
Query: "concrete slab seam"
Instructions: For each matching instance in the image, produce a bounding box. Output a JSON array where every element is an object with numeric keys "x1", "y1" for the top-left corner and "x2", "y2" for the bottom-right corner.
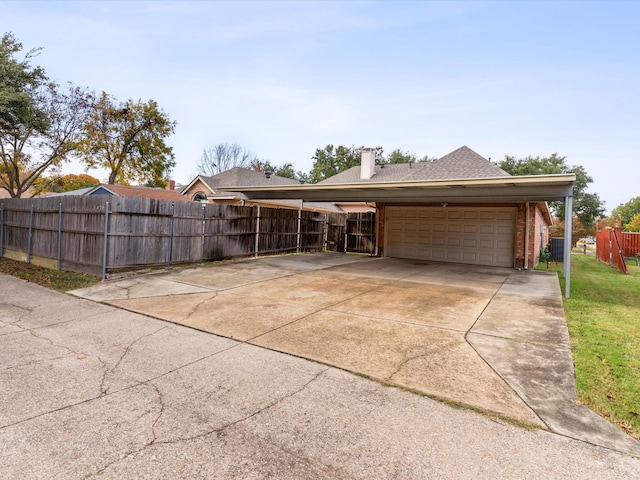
[{"x1": 464, "y1": 271, "x2": 548, "y2": 428}]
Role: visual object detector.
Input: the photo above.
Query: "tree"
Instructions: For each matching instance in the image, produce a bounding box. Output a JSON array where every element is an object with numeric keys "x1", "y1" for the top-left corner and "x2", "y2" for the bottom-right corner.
[
  {"x1": 496, "y1": 153, "x2": 605, "y2": 230},
  {"x1": 197, "y1": 143, "x2": 256, "y2": 176},
  {"x1": 627, "y1": 213, "x2": 640, "y2": 233},
  {"x1": 250, "y1": 159, "x2": 305, "y2": 181},
  {"x1": 384, "y1": 149, "x2": 435, "y2": 164},
  {"x1": 78, "y1": 92, "x2": 176, "y2": 186},
  {"x1": 33, "y1": 173, "x2": 100, "y2": 194},
  {"x1": 1, "y1": 33, "x2": 93, "y2": 198},
  {"x1": 548, "y1": 216, "x2": 590, "y2": 247},
  {"x1": 611, "y1": 196, "x2": 640, "y2": 230},
  {"x1": 307, "y1": 145, "x2": 384, "y2": 183}
]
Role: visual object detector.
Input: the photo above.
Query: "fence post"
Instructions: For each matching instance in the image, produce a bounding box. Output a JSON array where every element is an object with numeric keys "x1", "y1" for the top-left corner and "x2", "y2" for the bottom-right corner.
[
  {"x1": 57, "y1": 202, "x2": 63, "y2": 270},
  {"x1": 0, "y1": 203, "x2": 4, "y2": 257},
  {"x1": 296, "y1": 208, "x2": 302, "y2": 254},
  {"x1": 168, "y1": 202, "x2": 175, "y2": 266},
  {"x1": 27, "y1": 204, "x2": 34, "y2": 263},
  {"x1": 200, "y1": 203, "x2": 206, "y2": 263},
  {"x1": 344, "y1": 214, "x2": 348, "y2": 253},
  {"x1": 255, "y1": 205, "x2": 260, "y2": 257},
  {"x1": 369, "y1": 211, "x2": 375, "y2": 255},
  {"x1": 322, "y1": 213, "x2": 328, "y2": 252},
  {"x1": 102, "y1": 201, "x2": 110, "y2": 281}
]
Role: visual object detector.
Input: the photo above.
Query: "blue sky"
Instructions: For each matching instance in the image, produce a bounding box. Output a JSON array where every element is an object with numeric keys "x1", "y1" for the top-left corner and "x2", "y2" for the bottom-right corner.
[{"x1": 4, "y1": 0, "x2": 639, "y2": 212}]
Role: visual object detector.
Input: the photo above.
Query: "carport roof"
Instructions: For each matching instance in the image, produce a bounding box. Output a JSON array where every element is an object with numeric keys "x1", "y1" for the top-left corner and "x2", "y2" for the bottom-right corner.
[{"x1": 220, "y1": 174, "x2": 575, "y2": 204}]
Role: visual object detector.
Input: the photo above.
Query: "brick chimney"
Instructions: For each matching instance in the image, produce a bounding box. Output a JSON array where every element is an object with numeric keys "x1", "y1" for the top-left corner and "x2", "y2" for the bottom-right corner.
[
  {"x1": 360, "y1": 147, "x2": 375, "y2": 180},
  {"x1": 166, "y1": 179, "x2": 176, "y2": 190}
]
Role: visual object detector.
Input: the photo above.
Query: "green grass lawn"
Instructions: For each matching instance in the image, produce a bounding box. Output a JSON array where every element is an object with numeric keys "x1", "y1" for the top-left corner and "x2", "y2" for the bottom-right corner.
[{"x1": 543, "y1": 254, "x2": 640, "y2": 439}]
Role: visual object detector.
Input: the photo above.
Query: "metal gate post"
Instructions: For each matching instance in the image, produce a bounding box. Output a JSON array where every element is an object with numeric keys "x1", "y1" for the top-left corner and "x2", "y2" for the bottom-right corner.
[
  {"x1": 296, "y1": 208, "x2": 302, "y2": 253},
  {"x1": 101, "y1": 201, "x2": 110, "y2": 281},
  {"x1": 168, "y1": 202, "x2": 175, "y2": 266},
  {"x1": 344, "y1": 214, "x2": 348, "y2": 253},
  {"x1": 57, "y1": 202, "x2": 63, "y2": 270},
  {"x1": 0, "y1": 203, "x2": 4, "y2": 257},
  {"x1": 255, "y1": 205, "x2": 261, "y2": 257},
  {"x1": 200, "y1": 203, "x2": 206, "y2": 263},
  {"x1": 27, "y1": 205, "x2": 34, "y2": 263}
]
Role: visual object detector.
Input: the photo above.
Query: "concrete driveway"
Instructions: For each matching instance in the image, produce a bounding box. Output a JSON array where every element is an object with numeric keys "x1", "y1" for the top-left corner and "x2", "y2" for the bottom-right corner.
[
  {"x1": 2, "y1": 261, "x2": 640, "y2": 478},
  {"x1": 70, "y1": 252, "x2": 640, "y2": 457}
]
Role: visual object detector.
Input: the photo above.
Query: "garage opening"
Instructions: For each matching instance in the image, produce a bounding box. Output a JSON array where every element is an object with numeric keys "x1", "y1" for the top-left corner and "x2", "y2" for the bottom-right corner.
[{"x1": 385, "y1": 206, "x2": 516, "y2": 267}]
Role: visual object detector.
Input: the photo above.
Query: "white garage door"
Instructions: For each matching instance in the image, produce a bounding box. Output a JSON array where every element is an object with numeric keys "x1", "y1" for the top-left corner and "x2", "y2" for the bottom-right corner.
[{"x1": 385, "y1": 207, "x2": 516, "y2": 267}]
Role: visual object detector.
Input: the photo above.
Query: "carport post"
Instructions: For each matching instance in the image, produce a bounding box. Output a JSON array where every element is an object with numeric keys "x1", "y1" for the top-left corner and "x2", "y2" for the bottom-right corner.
[{"x1": 563, "y1": 195, "x2": 573, "y2": 299}]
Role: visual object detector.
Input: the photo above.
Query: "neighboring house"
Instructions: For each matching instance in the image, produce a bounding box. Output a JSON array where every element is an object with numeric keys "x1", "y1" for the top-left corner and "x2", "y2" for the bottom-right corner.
[
  {"x1": 223, "y1": 146, "x2": 574, "y2": 271},
  {"x1": 86, "y1": 183, "x2": 187, "y2": 202},
  {"x1": 43, "y1": 183, "x2": 188, "y2": 202},
  {"x1": 181, "y1": 167, "x2": 342, "y2": 213}
]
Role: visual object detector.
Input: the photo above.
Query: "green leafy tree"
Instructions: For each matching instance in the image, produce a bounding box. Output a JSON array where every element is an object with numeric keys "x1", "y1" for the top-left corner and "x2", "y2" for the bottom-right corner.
[
  {"x1": 627, "y1": 213, "x2": 640, "y2": 233},
  {"x1": 78, "y1": 92, "x2": 176, "y2": 186},
  {"x1": 33, "y1": 173, "x2": 100, "y2": 194},
  {"x1": 384, "y1": 149, "x2": 435, "y2": 164},
  {"x1": 496, "y1": 153, "x2": 605, "y2": 230},
  {"x1": 250, "y1": 159, "x2": 305, "y2": 181},
  {"x1": 611, "y1": 196, "x2": 640, "y2": 230},
  {"x1": 0, "y1": 33, "x2": 93, "y2": 197},
  {"x1": 307, "y1": 145, "x2": 384, "y2": 183}
]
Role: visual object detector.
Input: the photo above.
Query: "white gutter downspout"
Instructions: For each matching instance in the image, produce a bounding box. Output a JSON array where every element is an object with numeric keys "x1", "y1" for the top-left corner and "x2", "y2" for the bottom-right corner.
[
  {"x1": 563, "y1": 196, "x2": 573, "y2": 298},
  {"x1": 524, "y1": 202, "x2": 530, "y2": 270}
]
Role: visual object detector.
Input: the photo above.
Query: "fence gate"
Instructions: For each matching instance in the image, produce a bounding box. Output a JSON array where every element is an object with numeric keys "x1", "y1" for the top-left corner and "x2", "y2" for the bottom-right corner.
[
  {"x1": 325, "y1": 212, "x2": 375, "y2": 254},
  {"x1": 346, "y1": 212, "x2": 375, "y2": 254}
]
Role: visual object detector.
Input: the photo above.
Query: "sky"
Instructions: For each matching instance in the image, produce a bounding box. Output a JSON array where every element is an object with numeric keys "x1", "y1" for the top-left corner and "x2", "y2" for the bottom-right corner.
[{"x1": 3, "y1": 0, "x2": 639, "y2": 212}]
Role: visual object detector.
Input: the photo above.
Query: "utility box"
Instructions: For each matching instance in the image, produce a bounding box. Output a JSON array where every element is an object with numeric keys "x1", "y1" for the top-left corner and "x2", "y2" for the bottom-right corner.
[{"x1": 549, "y1": 237, "x2": 565, "y2": 263}]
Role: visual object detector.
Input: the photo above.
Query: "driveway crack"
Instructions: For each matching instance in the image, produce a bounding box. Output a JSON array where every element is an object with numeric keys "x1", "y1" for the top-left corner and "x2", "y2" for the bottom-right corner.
[
  {"x1": 100, "y1": 325, "x2": 168, "y2": 395},
  {"x1": 84, "y1": 367, "x2": 329, "y2": 478}
]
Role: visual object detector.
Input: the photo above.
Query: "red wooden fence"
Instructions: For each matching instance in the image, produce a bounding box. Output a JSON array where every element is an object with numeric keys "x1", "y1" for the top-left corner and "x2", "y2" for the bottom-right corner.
[{"x1": 595, "y1": 217, "x2": 628, "y2": 274}]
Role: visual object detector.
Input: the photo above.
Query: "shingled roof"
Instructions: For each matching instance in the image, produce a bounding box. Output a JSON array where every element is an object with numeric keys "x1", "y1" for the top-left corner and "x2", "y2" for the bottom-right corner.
[
  {"x1": 86, "y1": 184, "x2": 187, "y2": 201},
  {"x1": 196, "y1": 167, "x2": 300, "y2": 195},
  {"x1": 319, "y1": 146, "x2": 509, "y2": 184}
]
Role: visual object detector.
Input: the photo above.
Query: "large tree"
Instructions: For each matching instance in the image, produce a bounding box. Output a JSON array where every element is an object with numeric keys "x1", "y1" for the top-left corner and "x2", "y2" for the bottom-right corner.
[
  {"x1": 496, "y1": 154, "x2": 605, "y2": 230},
  {"x1": 197, "y1": 143, "x2": 257, "y2": 176},
  {"x1": 307, "y1": 145, "x2": 384, "y2": 184},
  {"x1": 611, "y1": 196, "x2": 640, "y2": 231},
  {"x1": 78, "y1": 92, "x2": 176, "y2": 186},
  {"x1": 250, "y1": 159, "x2": 306, "y2": 181},
  {"x1": 33, "y1": 172, "x2": 100, "y2": 195},
  {"x1": 0, "y1": 33, "x2": 93, "y2": 198},
  {"x1": 384, "y1": 148, "x2": 435, "y2": 164}
]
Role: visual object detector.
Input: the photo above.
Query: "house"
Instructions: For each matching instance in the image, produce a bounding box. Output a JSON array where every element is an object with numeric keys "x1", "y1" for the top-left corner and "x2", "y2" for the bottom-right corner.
[
  {"x1": 50, "y1": 183, "x2": 189, "y2": 202},
  {"x1": 220, "y1": 146, "x2": 574, "y2": 276},
  {"x1": 87, "y1": 183, "x2": 188, "y2": 202},
  {"x1": 180, "y1": 167, "x2": 342, "y2": 213}
]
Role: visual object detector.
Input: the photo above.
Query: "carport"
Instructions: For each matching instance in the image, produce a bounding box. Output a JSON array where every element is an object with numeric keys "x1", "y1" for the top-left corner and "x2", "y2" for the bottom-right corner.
[{"x1": 222, "y1": 174, "x2": 576, "y2": 297}]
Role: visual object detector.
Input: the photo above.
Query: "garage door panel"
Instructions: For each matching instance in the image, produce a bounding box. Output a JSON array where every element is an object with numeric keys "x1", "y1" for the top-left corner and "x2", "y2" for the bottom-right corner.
[{"x1": 386, "y1": 207, "x2": 515, "y2": 267}]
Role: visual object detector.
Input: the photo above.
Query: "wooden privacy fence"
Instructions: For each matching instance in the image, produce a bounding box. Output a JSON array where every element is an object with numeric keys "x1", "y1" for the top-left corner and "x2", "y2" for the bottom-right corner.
[
  {"x1": 594, "y1": 217, "x2": 637, "y2": 274},
  {"x1": 0, "y1": 196, "x2": 374, "y2": 279}
]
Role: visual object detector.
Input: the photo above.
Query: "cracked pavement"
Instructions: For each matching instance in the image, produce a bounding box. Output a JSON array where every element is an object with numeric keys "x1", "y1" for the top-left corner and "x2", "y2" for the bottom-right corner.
[{"x1": 2, "y1": 256, "x2": 640, "y2": 477}]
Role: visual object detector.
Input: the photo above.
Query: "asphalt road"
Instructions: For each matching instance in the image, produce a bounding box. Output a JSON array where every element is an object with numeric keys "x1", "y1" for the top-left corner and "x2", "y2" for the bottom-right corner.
[{"x1": 1, "y1": 272, "x2": 639, "y2": 479}]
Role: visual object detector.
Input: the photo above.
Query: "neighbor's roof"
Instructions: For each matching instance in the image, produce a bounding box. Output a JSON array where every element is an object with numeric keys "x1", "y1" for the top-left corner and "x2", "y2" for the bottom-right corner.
[
  {"x1": 188, "y1": 167, "x2": 300, "y2": 195},
  {"x1": 88, "y1": 184, "x2": 187, "y2": 201}
]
